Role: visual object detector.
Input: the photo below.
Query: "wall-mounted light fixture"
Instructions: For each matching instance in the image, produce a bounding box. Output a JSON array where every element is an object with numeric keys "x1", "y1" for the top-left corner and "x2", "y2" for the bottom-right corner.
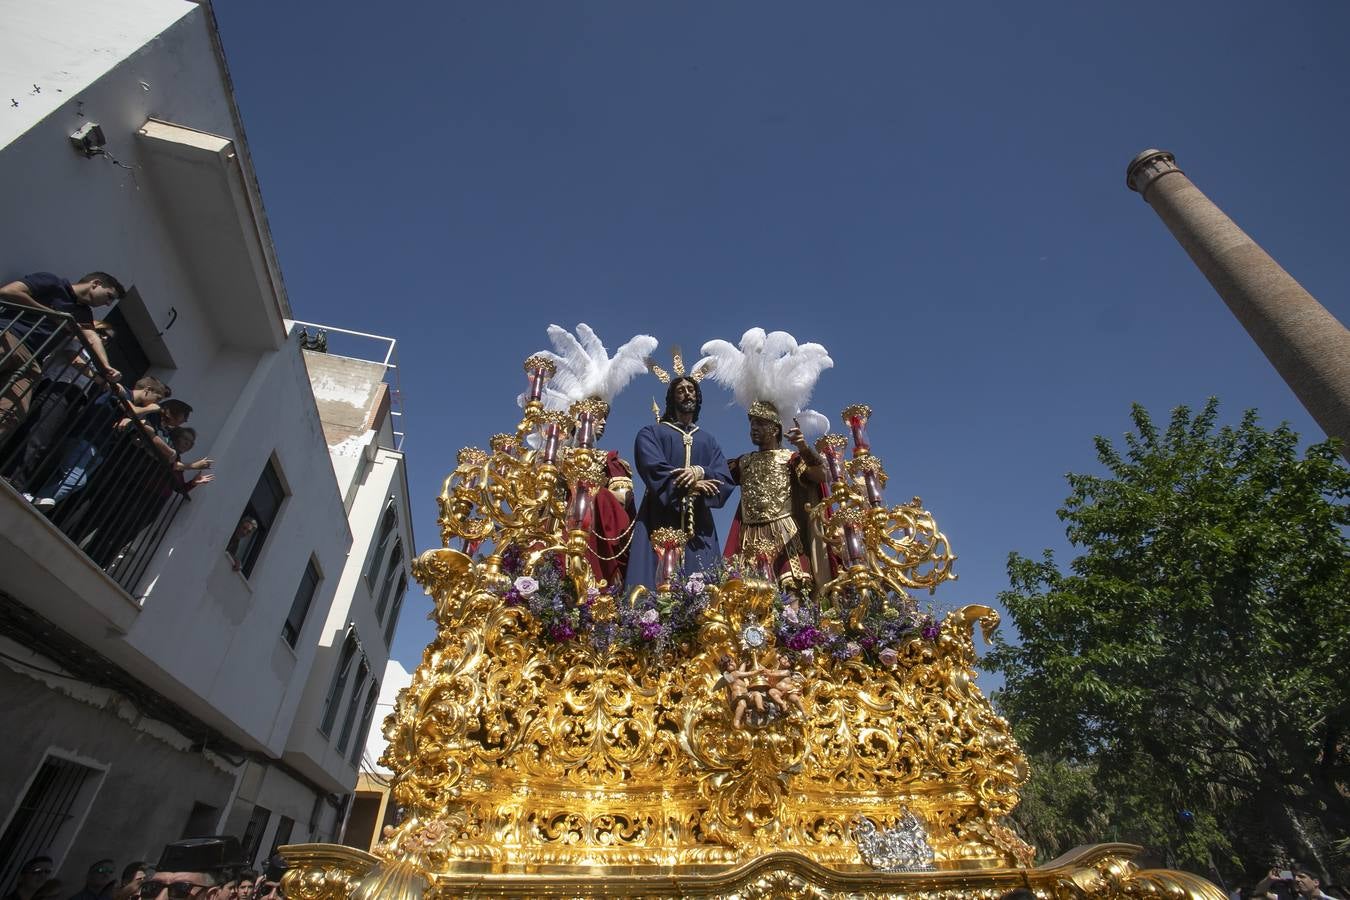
[{"x1": 69, "y1": 121, "x2": 106, "y2": 157}]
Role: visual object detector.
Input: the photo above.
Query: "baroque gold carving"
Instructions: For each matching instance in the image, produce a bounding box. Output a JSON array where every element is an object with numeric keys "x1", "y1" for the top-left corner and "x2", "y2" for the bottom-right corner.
[{"x1": 287, "y1": 385, "x2": 1222, "y2": 897}]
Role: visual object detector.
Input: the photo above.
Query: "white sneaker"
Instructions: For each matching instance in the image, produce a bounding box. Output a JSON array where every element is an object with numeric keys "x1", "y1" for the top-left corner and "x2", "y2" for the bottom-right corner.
[{"x1": 34, "y1": 497, "x2": 56, "y2": 511}]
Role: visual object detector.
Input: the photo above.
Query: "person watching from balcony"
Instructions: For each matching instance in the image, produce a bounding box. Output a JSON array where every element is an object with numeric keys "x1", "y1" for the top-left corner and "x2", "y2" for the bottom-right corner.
[
  {"x1": 0, "y1": 271, "x2": 123, "y2": 439},
  {"x1": 29, "y1": 374, "x2": 167, "y2": 510},
  {"x1": 96, "y1": 423, "x2": 215, "y2": 572},
  {"x1": 3, "y1": 320, "x2": 116, "y2": 494},
  {"x1": 77, "y1": 397, "x2": 193, "y2": 567},
  {"x1": 169, "y1": 427, "x2": 214, "y2": 491}
]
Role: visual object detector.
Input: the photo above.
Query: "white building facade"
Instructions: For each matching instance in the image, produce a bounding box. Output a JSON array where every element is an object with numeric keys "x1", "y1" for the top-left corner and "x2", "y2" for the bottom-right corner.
[{"x1": 0, "y1": 0, "x2": 413, "y2": 888}]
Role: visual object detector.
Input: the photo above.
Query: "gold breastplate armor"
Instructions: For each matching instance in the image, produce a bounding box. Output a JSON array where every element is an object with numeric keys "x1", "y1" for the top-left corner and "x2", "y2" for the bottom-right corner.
[{"x1": 739, "y1": 449, "x2": 795, "y2": 525}]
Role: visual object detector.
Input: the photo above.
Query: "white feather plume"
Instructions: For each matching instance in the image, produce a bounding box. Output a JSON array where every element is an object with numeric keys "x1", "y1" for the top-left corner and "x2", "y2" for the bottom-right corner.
[
  {"x1": 697, "y1": 328, "x2": 834, "y2": 437},
  {"x1": 517, "y1": 324, "x2": 658, "y2": 411}
]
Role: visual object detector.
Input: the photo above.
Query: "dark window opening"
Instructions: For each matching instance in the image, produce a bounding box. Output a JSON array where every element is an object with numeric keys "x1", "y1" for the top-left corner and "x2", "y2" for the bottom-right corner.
[
  {"x1": 180, "y1": 801, "x2": 220, "y2": 838},
  {"x1": 336, "y1": 659, "x2": 370, "y2": 755},
  {"x1": 239, "y1": 804, "x2": 271, "y2": 866},
  {"x1": 374, "y1": 543, "x2": 403, "y2": 622},
  {"x1": 350, "y1": 681, "x2": 380, "y2": 767},
  {"x1": 231, "y1": 460, "x2": 286, "y2": 578},
  {"x1": 269, "y1": 816, "x2": 295, "y2": 856},
  {"x1": 283, "y1": 559, "x2": 321, "y2": 648},
  {"x1": 364, "y1": 504, "x2": 397, "y2": 587},
  {"x1": 383, "y1": 573, "x2": 407, "y2": 646},
  {"x1": 320, "y1": 632, "x2": 358, "y2": 736}
]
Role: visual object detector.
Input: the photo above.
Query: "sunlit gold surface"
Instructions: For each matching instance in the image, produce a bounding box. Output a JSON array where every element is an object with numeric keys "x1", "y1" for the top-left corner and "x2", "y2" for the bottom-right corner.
[
  {"x1": 286, "y1": 380, "x2": 1222, "y2": 897},
  {"x1": 281, "y1": 842, "x2": 1227, "y2": 899}
]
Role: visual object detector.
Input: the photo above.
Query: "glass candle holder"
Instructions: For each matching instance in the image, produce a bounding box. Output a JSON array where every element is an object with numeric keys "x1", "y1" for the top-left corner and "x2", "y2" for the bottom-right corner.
[
  {"x1": 651, "y1": 527, "x2": 687, "y2": 590},
  {"x1": 539, "y1": 418, "x2": 565, "y2": 466},
  {"x1": 843, "y1": 523, "x2": 867, "y2": 564},
  {"x1": 574, "y1": 410, "x2": 596, "y2": 449},
  {"x1": 523, "y1": 355, "x2": 556, "y2": 405},
  {"x1": 565, "y1": 482, "x2": 595, "y2": 532},
  {"x1": 841, "y1": 404, "x2": 872, "y2": 456},
  {"x1": 862, "y1": 469, "x2": 884, "y2": 508}
]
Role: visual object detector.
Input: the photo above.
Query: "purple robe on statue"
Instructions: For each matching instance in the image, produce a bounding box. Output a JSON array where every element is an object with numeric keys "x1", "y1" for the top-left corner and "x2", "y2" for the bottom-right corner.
[{"x1": 627, "y1": 420, "x2": 735, "y2": 589}]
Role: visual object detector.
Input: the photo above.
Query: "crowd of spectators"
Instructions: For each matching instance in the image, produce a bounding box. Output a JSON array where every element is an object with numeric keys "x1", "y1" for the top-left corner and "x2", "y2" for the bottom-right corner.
[
  {"x1": 0, "y1": 270, "x2": 216, "y2": 570},
  {"x1": 5, "y1": 838, "x2": 285, "y2": 900}
]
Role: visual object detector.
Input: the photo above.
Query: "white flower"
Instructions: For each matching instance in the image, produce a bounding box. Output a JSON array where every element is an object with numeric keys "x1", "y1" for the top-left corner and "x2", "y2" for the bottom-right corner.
[
  {"x1": 685, "y1": 574, "x2": 706, "y2": 593},
  {"x1": 800, "y1": 649, "x2": 815, "y2": 663},
  {"x1": 514, "y1": 576, "x2": 539, "y2": 596},
  {"x1": 783, "y1": 605, "x2": 800, "y2": 625},
  {"x1": 586, "y1": 586, "x2": 600, "y2": 601},
  {"x1": 640, "y1": 608, "x2": 660, "y2": 624}
]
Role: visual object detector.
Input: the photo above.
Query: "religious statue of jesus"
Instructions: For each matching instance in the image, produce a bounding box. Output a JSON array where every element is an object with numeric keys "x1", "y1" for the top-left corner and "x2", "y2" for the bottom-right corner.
[{"x1": 627, "y1": 368, "x2": 734, "y2": 589}]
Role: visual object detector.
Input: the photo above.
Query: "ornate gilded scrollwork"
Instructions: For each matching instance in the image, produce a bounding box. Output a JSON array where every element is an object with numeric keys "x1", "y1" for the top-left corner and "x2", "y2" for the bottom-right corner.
[{"x1": 287, "y1": 367, "x2": 1222, "y2": 897}]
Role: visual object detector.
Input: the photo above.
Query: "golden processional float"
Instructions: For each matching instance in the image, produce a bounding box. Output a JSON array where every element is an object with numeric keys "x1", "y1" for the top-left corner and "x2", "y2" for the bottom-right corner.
[{"x1": 281, "y1": 325, "x2": 1225, "y2": 899}]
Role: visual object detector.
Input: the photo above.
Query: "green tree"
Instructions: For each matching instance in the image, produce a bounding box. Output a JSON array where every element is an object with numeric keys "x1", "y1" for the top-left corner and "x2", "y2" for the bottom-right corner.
[{"x1": 985, "y1": 401, "x2": 1349, "y2": 883}]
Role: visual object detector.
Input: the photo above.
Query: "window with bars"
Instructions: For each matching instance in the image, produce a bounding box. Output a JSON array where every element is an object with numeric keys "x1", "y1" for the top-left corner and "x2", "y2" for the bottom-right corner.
[
  {"x1": 0, "y1": 753, "x2": 105, "y2": 893},
  {"x1": 239, "y1": 804, "x2": 271, "y2": 866},
  {"x1": 282, "y1": 559, "x2": 321, "y2": 648}
]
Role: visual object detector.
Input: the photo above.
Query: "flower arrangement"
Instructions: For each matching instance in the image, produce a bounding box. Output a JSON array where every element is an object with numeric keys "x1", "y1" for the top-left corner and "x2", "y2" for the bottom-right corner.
[
  {"x1": 614, "y1": 570, "x2": 712, "y2": 657},
  {"x1": 774, "y1": 584, "x2": 937, "y2": 667},
  {"x1": 498, "y1": 546, "x2": 606, "y2": 645}
]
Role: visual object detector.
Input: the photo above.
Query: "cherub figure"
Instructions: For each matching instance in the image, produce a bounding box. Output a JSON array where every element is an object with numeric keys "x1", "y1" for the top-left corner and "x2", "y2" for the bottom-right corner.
[
  {"x1": 717, "y1": 653, "x2": 763, "y2": 729},
  {"x1": 764, "y1": 653, "x2": 806, "y2": 716}
]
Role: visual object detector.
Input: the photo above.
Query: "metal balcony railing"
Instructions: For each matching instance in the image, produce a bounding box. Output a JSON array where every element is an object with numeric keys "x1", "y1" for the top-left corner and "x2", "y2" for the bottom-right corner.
[{"x1": 0, "y1": 299, "x2": 187, "y2": 593}]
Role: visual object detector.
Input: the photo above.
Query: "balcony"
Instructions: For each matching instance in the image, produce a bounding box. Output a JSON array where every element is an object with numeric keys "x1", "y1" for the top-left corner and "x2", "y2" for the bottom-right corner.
[{"x1": 0, "y1": 300, "x2": 187, "y2": 605}]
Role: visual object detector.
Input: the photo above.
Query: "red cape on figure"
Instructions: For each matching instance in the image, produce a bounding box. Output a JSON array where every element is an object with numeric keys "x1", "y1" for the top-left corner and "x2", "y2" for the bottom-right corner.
[{"x1": 588, "y1": 449, "x2": 636, "y2": 588}]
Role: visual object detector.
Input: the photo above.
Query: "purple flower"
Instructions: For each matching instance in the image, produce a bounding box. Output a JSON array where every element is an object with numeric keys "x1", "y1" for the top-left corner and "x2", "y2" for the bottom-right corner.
[
  {"x1": 514, "y1": 576, "x2": 539, "y2": 597},
  {"x1": 640, "y1": 622, "x2": 662, "y2": 641},
  {"x1": 922, "y1": 623, "x2": 940, "y2": 641},
  {"x1": 550, "y1": 622, "x2": 576, "y2": 642},
  {"x1": 843, "y1": 641, "x2": 862, "y2": 659},
  {"x1": 786, "y1": 627, "x2": 821, "y2": 651}
]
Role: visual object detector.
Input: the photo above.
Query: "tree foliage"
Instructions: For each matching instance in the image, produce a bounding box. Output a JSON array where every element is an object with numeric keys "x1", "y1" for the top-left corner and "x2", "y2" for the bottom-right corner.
[{"x1": 985, "y1": 401, "x2": 1349, "y2": 883}]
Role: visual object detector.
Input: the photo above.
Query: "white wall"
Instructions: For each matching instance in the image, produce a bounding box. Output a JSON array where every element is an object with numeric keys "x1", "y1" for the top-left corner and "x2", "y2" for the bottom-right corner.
[
  {"x1": 283, "y1": 444, "x2": 411, "y2": 789},
  {"x1": 0, "y1": 0, "x2": 360, "y2": 792},
  {"x1": 0, "y1": 0, "x2": 197, "y2": 147}
]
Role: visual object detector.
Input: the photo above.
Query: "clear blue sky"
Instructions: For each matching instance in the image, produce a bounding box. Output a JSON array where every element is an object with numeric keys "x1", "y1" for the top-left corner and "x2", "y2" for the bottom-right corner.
[{"x1": 212, "y1": 1, "x2": 1350, "y2": 671}]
